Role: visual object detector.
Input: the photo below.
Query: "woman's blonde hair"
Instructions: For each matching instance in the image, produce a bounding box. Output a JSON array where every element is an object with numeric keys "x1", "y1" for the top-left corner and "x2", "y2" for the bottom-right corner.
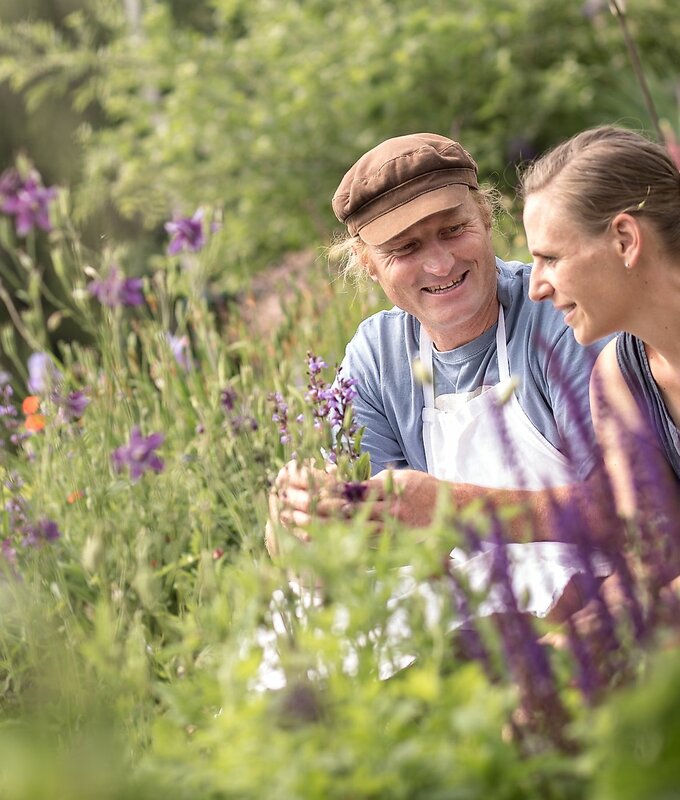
[
  {"x1": 519, "y1": 125, "x2": 680, "y2": 251},
  {"x1": 328, "y1": 186, "x2": 500, "y2": 285}
]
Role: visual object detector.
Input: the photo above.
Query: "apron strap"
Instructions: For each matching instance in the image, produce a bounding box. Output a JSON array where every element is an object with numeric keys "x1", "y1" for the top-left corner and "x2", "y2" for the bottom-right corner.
[
  {"x1": 496, "y1": 305, "x2": 510, "y2": 382},
  {"x1": 418, "y1": 323, "x2": 436, "y2": 409}
]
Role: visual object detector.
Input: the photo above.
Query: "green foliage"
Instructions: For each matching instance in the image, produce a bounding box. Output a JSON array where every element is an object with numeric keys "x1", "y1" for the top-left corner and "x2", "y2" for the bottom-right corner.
[{"x1": 588, "y1": 641, "x2": 680, "y2": 800}]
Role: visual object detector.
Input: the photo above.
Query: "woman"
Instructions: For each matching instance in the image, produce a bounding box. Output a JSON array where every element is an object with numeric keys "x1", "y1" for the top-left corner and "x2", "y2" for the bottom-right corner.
[{"x1": 520, "y1": 125, "x2": 680, "y2": 585}]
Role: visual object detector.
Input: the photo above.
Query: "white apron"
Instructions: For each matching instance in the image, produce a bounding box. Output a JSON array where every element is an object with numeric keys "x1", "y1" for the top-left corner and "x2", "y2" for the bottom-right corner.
[{"x1": 420, "y1": 305, "x2": 611, "y2": 618}]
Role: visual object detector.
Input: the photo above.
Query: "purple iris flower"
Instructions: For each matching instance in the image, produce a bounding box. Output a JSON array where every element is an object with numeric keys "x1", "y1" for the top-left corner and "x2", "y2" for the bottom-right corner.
[
  {"x1": 0, "y1": 168, "x2": 56, "y2": 236},
  {"x1": 112, "y1": 426, "x2": 165, "y2": 481},
  {"x1": 88, "y1": 266, "x2": 144, "y2": 308},
  {"x1": 0, "y1": 169, "x2": 22, "y2": 210},
  {"x1": 27, "y1": 352, "x2": 62, "y2": 394},
  {"x1": 165, "y1": 209, "x2": 205, "y2": 255},
  {"x1": 57, "y1": 390, "x2": 90, "y2": 421},
  {"x1": 22, "y1": 517, "x2": 61, "y2": 548}
]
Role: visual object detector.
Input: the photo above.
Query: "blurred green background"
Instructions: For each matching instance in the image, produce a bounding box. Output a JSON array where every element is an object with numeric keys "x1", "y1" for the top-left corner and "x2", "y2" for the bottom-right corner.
[{"x1": 1, "y1": 0, "x2": 678, "y2": 285}]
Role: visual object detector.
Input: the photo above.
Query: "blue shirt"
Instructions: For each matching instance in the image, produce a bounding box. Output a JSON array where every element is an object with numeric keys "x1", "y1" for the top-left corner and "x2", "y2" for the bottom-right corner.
[{"x1": 340, "y1": 259, "x2": 610, "y2": 481}]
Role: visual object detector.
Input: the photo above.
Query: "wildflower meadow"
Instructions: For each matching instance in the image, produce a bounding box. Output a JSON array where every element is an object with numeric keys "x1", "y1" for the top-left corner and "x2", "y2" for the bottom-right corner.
[
  {"x1": 0, "y1": 0, "x2": 679, "y2": 794},
  {"x1": 0, "y1": 146, "x2": 679, "y2": 800}
]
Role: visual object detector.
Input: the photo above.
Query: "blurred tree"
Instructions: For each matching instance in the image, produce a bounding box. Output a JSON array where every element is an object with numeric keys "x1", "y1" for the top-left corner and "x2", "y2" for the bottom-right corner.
[{"x1": 0, "y1": 0, "x2": 678, "y2": 281}]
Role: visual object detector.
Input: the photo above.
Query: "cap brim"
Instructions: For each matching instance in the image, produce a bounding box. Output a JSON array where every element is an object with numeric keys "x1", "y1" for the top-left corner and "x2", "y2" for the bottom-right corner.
[{"x1": 357, "y1": 184, "x2": 470, "y2": 246}]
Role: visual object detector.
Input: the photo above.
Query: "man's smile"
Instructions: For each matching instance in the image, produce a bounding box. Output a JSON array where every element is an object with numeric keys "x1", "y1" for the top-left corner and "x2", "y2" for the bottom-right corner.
[{"x1": 422, "y1": 271, "x2": 469, "y2": 294}]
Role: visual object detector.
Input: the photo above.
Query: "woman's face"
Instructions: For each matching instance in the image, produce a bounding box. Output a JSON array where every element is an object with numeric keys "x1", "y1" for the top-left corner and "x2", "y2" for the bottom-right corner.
[{"x1": 524, "y1": 189, "x2": 625, "y2": 345}]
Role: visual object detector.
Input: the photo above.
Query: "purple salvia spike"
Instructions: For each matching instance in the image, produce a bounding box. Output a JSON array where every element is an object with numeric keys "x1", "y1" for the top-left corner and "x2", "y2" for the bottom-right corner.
[{"x1": 565, "y1": 615, "x2": 603, "y2": 704}]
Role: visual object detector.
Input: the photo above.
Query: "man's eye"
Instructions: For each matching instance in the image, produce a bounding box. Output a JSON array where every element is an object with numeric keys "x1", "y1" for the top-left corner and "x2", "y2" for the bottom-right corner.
[
  {"x1": 391, "y1": 242, "x2": 416, "y2": 256},
  {"x1": 444, "y1": 225, "x2": 464, "y2": 236}
]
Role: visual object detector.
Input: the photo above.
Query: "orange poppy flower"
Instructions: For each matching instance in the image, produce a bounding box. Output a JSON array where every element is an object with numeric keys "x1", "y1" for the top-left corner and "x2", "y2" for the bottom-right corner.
[
  {"x1": 25, "y1": 413, "x2": 46, "y2": 432},
  {"x1": 22, "y1": 395, "x2": 40, "y2": 414}
]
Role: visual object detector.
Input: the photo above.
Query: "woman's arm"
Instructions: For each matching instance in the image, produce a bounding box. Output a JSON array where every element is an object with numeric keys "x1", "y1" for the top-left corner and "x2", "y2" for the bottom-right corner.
[{"x1": 589, "y1": 339, "x2": 677, "y2": 519}]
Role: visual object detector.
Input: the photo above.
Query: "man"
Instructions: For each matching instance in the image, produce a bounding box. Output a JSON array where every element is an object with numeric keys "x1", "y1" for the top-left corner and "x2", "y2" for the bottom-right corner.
[{"x1": 268, "y1": 132, "x2": 618, "y2": 619}]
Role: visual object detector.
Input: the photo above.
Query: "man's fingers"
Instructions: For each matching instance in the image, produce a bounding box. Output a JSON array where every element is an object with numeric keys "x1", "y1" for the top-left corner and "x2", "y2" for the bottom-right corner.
[{"x1": 275, "y1": 460, "x2": 333, "y2": 492}]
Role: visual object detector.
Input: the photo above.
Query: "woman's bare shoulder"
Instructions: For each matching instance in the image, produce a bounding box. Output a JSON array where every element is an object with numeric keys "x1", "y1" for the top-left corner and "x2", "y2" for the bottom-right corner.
[{"x1": 590, "y1": 338, "x2": 644, "y2": 431}]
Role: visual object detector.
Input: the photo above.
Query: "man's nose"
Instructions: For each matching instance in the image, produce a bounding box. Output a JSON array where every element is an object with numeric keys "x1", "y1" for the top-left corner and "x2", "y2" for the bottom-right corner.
[
  {"x1": 420, "y1": 242, "x2": 454, "y2": 275},
  {"x1": 528, "y1": 263, "x2": 553, "y2": 302}
]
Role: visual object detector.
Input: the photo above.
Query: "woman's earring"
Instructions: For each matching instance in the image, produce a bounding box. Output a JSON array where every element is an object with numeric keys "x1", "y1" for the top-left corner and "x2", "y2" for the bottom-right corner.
[{"x1": 624, "y1": 261, "x2": 631, "y2": 269}]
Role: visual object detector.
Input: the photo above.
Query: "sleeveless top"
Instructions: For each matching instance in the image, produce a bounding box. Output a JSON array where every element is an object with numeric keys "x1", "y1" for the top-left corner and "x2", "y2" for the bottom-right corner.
[{"x1": 616, "y1": 332, "x2": 680, "y2": 480}]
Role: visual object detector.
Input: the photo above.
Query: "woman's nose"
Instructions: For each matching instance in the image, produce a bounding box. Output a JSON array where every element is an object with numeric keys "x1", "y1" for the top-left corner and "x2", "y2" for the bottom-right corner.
[{"x1": 528, "y1": 263, "x2": 554, "y2": 302}]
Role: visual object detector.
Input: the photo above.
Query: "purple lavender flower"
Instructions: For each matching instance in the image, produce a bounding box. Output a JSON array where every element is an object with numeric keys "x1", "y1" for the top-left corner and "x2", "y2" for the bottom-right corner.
[
  {"x1": 302, "y1": 356, "x2": 364, "y2": 466},
  {"x1": 88, "y1": 266, "x2": 144, "y2": 308},
  {"x1": 27, "y1": 352, "x2": 62, "y2": 394},
  {"x1": 0, "y1": 168, "x2": 57, "y2": 236},
  {"x1": 231, "y1": 415, "x2": 258, "y2": 434},
  {"x1": 56, "y1": 390, "x2": 90, "y2": 422},
  {"x1": 0, "y1": 381, "x2": 17, "y2": 421},
  {"x1": 307, "y1": 353, "x2": 328, "y2": 375},
  {"x1": 166, "y1": 333, "x2": 194, "y2": 371},
  {"x1": 6, "y1": 494, "x2": 29, "y2": 531},
  {"x1": 220, "y1": 386, "x2": 237, "y2": 411},
  {"x1": 326, "y1": 375, "x2": 359, "y2": 430},
  {"x1": 165, "y1": 209, "x2": 205, "y2": 255},
  {"x1": 112, "y1": 427, "x2": 165, "y2": 481},
  {"x1": 269, "y1": 391, "x2": 291, "y2": 444},
  {"x1": 1, "y1": 538, "x2": 17, "y2": 567}
]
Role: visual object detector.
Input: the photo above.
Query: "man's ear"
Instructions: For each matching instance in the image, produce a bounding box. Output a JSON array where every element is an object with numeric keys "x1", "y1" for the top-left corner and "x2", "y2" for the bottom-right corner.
[
  {"x1": 611, "y1": 212, "x2": 642, "y2": 268},
  {"x1": 353, "y1": 242, "x2": 378, "y2": 282}
]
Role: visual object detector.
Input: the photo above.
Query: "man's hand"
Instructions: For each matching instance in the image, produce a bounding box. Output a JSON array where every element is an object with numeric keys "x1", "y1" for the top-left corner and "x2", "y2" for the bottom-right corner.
[{"x1": 265, "y1": 462, "x2": 443, "y2": 557}]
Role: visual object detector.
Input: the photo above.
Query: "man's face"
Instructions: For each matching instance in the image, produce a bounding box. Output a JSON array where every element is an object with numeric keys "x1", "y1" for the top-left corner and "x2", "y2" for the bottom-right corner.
[{"x1": 363, "y1": 195, "x2": 498, "y2": 350}]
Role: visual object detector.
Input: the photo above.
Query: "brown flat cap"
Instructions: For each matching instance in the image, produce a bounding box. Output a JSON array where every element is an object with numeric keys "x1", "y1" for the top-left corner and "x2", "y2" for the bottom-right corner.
[{"x1": 332, "y1": 133, "x2": 478, "y2": 246}]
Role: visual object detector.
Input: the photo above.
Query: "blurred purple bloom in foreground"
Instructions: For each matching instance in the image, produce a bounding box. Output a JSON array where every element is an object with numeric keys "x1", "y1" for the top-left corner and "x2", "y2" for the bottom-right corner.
[
  {"x1": 88, "y1": 266, "x2": 144, "y2": 308},
  {"x1": 27, "y1": 351, "x2": 62, "y2": 394},
  {"x1": 112, "y1": 427, "x2": 165, "y2": 481},
  {"x1": 0, "y1": 167, "x2": 57, "y2": 236},
  {"x1": 165, "y1": 209, "x2": 205, "y2": 255}
]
